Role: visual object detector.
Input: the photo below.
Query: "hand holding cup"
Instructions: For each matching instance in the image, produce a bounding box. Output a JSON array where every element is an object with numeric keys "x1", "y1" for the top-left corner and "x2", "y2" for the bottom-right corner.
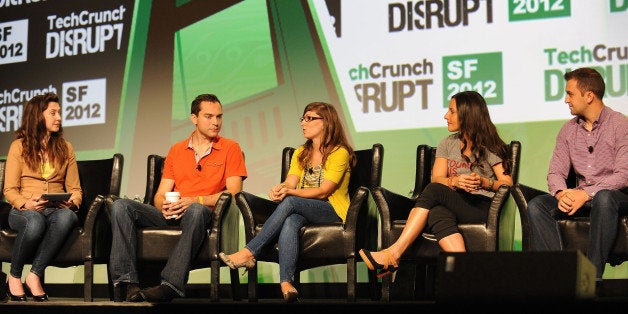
[{"x1": 165, "y1": 191, "x2": 180, "y2": 218}]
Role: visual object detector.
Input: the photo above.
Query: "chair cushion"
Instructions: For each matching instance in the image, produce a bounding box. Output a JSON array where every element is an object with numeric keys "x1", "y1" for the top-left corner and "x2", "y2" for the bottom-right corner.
[
  {"x1": 559, "y1": 215, "x2": 628, "y2": 266},
  {"x1": 393, "y1": 220, "x2": 492, "y2": 260},
  {"x1": 253, "y1": 223, "x2": 348, "y2": 267},
  {"x1": 0, "y1": 228, "x2": 88, "y2": 263},
  {"x1": 138, "y1": 226, "x2": 212, "y2": 265}
]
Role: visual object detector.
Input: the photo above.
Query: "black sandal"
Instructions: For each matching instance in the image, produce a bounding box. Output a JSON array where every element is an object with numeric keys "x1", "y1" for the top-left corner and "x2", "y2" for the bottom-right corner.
[{"x1": 359, "y1": 249, "x2": 398, "y2": 278}]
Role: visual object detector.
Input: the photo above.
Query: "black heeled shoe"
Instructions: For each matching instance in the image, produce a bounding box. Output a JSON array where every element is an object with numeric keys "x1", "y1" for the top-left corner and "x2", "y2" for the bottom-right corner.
[
  {"x1": 25, "y1": 284, "x2": 48, "y2": 302},
  {"x1": 359, "y1": 249, "x2": 399, "y2": 278},
  {"x1": 6, "y1": 283, "x2": 27, "y2": 302},
  {"x1": 31, "y1": 293, "x2": 48, "y2": 302}
]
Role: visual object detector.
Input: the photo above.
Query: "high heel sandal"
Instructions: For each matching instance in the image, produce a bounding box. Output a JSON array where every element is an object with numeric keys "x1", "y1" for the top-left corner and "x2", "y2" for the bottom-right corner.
[
  {"x1": 359, "y1": 248, "x2": 399, "y2": 278},
  {"x1": 282, "y1": 288, "x2": 298, "y2": 303},
  {"x1": 219, "y1": 252, "x2": 256, "y2": 272}
]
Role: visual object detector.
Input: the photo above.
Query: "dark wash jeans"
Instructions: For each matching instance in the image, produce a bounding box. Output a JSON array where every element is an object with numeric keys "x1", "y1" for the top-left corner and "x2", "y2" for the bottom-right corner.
[
  {"x1": 109, "y1": 199, "x2": 211, "y2": 296},
  {"x1": 8, "y1": 208, "x2": 78, "y2": 278},
  {"x1": 528, "y1": 189, "x2": 628, "y2": 279}
]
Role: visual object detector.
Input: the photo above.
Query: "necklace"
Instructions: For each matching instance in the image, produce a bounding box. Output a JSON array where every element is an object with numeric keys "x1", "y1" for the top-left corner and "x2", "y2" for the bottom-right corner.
[{"x1": 301, "y1": 163, "x2": 323, "y2": 188}]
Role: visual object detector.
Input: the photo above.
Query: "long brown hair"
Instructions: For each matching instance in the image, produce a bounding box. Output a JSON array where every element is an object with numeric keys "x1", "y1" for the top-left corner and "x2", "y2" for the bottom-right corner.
[
  {"x1": 453, "y1": 91, "x2": 511, "y2": 175},
  {"x1": 298, "y1": 102, "x2": 356, "y2": 170},
  {"x1": 15, "y1": 92, "x2": 69, "y2": 171}
]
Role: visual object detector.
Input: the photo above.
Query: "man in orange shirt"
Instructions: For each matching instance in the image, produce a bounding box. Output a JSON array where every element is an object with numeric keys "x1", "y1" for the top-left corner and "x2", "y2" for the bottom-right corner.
[{"x1": 109, "y1": 94, "x2": 247, "y2": 302}]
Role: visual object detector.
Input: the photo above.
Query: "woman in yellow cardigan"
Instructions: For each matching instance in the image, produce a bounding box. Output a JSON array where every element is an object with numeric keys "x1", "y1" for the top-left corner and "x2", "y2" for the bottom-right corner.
[{"x1": 3, "y1": 93, "x2": 82, "y2": 302}]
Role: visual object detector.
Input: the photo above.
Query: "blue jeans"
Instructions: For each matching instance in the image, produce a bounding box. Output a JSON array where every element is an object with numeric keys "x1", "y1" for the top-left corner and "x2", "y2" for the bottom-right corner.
[
  {"x1": 528, "y1": 189, "x2": 628, "y2": 279},
  {"x1": 8, "y1": 208, "x2": 78, "y2": 278},
  {"x1": 245, "y1": 196, "x2": 341, "y2": 283},
  {"x1": 109, "y1": 199, "x2": 211, "y2": 296}
]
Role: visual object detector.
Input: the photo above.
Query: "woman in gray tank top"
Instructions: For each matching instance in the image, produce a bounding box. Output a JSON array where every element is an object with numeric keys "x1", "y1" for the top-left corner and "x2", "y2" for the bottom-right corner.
[{"x1": 360, "y1": 90, "x2": 513, "y2": 278}]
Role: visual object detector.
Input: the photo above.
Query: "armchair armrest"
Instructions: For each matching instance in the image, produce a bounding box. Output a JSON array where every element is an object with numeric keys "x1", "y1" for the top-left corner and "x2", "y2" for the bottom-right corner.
[
  {"x1": 209, "y1": 192, "x2": 239, "y2": 256},
  {"x1": 374, "y1": 187, "x2": 416, "y2": 221},
  {"x1": 512, "y1": 183, "x2": 549, "y2": 251},
  {"x1": 344, "y1": 187, "x2": 376, "y2": 254},
  {"x1": 484, "y1": 184, "x2": 511, "y2": 251},
  {"x1": 83, "y1": 195, "x2": 108, "y2": 231},
  {"x1": 512, "y1": 183, "x2": 548, "y2": 209},
  {"x1": 82, "y1": 195, "x2": 112, "y2": 261},
  {"x1": 0, "y1": 201, "x2": 11, "y2": 229},
  {"x1": 235, "y1": 191, "x2": 279, "y2": 243},
  {"x1": 371, "y1": 186, "x2": 416, "y2": 247}
]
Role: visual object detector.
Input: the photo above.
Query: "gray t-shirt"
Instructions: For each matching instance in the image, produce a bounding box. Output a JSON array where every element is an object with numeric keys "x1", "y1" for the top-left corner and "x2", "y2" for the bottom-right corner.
[{"x1": 435, "y1": 134, "x2": 503, "y2": 198}]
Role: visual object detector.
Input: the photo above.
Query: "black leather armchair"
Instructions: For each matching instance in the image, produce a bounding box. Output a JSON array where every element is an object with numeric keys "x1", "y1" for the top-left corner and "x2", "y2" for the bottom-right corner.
[
  {"x1": 372, "y1": 141, "x2": 521, "y2": 301},
  {"x1": 235, "y1": 144, "x2": 384, "y2": 302},
  {"x1": 512, "y1": 171, "x2": 628, "y2": 267},
  {"x1": 105, "y1": 154, "x2": 241, "y2": 302},
  {"x1": 0, "y1": 154, "x2": 124, "y2": 301}
]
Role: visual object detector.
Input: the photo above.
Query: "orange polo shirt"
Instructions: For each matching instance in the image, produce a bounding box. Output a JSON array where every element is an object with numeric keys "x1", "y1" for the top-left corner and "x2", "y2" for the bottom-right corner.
[{"x1": 162, "y1": 133, "x2": 247, "y2": 198}]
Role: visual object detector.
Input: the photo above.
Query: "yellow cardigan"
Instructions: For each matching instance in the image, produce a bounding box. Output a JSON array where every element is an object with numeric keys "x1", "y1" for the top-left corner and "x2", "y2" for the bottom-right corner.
[{"x1": 3, "y1": 139, "x2": 82, "y2": 210}]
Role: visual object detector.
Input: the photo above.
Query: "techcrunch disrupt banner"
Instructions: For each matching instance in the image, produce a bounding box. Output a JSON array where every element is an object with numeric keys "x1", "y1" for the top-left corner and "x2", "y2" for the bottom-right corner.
[
  {"x1": 61, "y1": 78, "x2": 106, "y2": 126},
  {"x1": 0, "y1": 19, "x2": 28, "y2": 65},
  {"x1": 0, "y1": 0, "x2": 133, "y2": 152},
  {"x1": 0, "y1": 78, "x2": 106, "y2": 132},
  {"x1": 311, "y1": 0, "x2": 628, "y2": 132},
  {"x1": 0, "y1": 85, "x2": 57, "y2": 132},
  {"x1": 45, "y1": 5, "x2": 127, "y2": 59}
]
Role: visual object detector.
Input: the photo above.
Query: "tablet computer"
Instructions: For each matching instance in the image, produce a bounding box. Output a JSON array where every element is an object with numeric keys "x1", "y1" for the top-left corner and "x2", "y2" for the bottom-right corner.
[{"x1": 41, "y1": 193, "x2": 72, "y2": 202}]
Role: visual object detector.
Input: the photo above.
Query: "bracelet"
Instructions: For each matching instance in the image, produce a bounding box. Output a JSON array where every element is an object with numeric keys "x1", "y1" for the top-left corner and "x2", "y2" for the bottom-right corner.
[
  {"x1": 198, "y1": 196, "x2": 204, "y2": 205},
  {"x1": 447, "y1": 176, "x2": 455, "y2": 190}
]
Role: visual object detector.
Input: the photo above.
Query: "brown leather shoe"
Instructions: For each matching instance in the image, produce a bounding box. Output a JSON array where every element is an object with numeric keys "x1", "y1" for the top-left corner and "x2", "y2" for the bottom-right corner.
[
  {"x1": 139, "y1": 284, "x2": 179, "y2": 303},
  {"x1": 113, "y1": 282, "x2": 142, "y2": 302},
  {"x1": 126, "y1": 283, "x2": 142, "y2": 302}
]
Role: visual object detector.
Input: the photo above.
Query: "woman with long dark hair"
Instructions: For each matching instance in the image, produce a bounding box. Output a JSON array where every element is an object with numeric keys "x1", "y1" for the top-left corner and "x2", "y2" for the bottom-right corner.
[
  {"x1": 4, "y1": 93, "x2": 81, "y2": 301},
  {"x1": 359, "y1": 90, "x2": 513, "y2": 277}
]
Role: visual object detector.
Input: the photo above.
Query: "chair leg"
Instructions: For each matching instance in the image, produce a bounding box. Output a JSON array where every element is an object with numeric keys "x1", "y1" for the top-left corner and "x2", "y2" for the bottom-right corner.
[
  {"x1": 346, "y1": 258, "x2": 356, "y2": 302},
  {"x1": 106, "y1": 264, "x2": 114, "y2": 301},
  {"x1": 210, "y1": 260, "x2": 220, "y2": 302},
  {"x1": 248, "y1": 266, "x2": 258, "y2": 302},
  {"x1": 229, "y1": 268, "x2": 240, "y2": 301},
  {"x1": 294, "y1": 271, "x2": 300, "y2": 286},
  {"x1": 84, "y1": 260, "x2": 94, "y2": 302},
  {"x1": 367, "y1": 268, "x2": 380, "y2": 301},
  {"x1": 381, "y1": 271, "x2": 391, "y2": 301}
]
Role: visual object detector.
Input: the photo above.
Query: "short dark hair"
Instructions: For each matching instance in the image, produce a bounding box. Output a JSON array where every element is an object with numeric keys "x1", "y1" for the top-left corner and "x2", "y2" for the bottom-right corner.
[
  {"x1": 191, "y1": 94, "x2": 221, "y2": 115},
  {"x1": 564, "y1": 67, "x2": 605, "y2": 100}
]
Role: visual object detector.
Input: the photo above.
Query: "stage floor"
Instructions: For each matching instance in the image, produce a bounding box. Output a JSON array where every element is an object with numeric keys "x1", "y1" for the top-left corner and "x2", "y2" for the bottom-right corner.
[
  {"x1": 1, "y1": 279, "x2": 627, "y2": 314},
  {"x1": 2, "y1": 294, "x2": 628, "y2": 314}
]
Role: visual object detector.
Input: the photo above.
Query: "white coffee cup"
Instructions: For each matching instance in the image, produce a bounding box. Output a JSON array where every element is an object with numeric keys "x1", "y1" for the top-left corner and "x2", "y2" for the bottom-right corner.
[
  {"x1": 165, "y1": 191, "x2": 180, "y2": 219},
  {"x1": 165, "y1": 191, "x2": 180, "y2": 203}
]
